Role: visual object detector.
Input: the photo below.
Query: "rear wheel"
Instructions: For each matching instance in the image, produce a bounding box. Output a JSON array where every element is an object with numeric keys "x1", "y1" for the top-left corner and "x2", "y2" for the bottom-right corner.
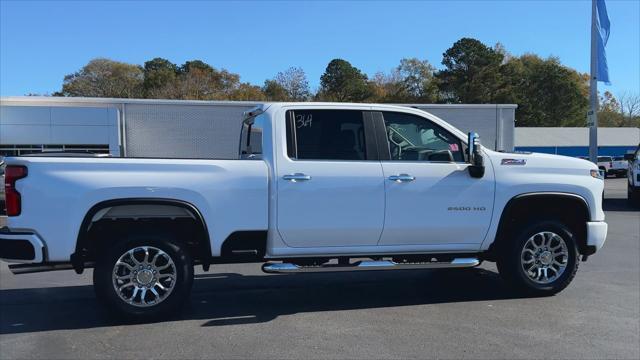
[
  {"x1": 497, "y1": 220, "x2": 579, "y2": 295},
  {"x1": 93, "y1": 235, "x2": 194, "y2": 320}
]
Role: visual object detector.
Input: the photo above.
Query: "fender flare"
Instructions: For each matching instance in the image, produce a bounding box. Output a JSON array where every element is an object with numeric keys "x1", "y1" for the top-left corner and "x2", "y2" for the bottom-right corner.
[
  {"x1": 490, "y1": 192, "x2": 591, "y2": 255},
  {"x1": 71, "y1": 198, "x2": 211, "y2": 273}
]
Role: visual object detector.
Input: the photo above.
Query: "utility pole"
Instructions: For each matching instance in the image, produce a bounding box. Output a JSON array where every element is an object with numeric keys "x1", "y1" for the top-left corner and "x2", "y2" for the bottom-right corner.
[{"x1": 588, "y1": 0, "x2": 599, "y2": 164}]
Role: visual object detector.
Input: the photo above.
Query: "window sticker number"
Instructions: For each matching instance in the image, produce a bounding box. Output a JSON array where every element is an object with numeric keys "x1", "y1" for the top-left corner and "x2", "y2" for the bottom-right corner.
[{"x1": 296, "y1": 114, "x2": 312, "y2": 128}]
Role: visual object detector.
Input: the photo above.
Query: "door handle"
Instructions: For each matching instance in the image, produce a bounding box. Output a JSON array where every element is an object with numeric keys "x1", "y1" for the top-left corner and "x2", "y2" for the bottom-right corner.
[
  {"x1": 283, "y1": 173, "x2": 312, "y2": 182},
  {"x1": 388, "y1": 174, "x2": 415, "y2": 182}
]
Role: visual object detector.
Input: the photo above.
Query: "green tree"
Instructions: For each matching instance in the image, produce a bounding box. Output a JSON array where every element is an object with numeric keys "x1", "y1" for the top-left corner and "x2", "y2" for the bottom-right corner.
[
  {"x1": 318, "y1": 59, "x2": 371, "y2": 102},
  {"x1": 437, "y1": 38, "x2": 504, "y2": 103},
  {"x1": 391, "y1": 58, "x2": 439, "y2": 102},
  {"x1": 496, "y1": 54, "x2": 589, "y2": 126},
  {"x1": 369, "y1": 58, "x2": 440, "y2": 103},
  {"x1": 60, "y1": 58, "x2": 144, "y2": 98},
  {"x1": 175, "y1": 60, "x2": 241, "y2": 100},
  {"x1": 262, "y1": 79, "x2": 289, "y2": 101},
  {"x1": 143, "y1": 58, "x2": 178, "y2": 98}
]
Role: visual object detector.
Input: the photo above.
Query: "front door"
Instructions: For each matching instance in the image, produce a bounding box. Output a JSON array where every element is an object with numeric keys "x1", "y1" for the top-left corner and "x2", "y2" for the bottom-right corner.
[
  {"x1": 276, "y1": 109, "x2": 385, "y2": 248},
  {"x1": 377, "y1": 111, "x2": 495, "y2": 247}
]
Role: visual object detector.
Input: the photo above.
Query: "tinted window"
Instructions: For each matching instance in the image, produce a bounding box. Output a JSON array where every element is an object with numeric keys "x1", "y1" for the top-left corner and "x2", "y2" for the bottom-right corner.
[
  {"x1": 382, "y1": 112, "x2": 464, "y2": 162},
  {"x1": 240, "y1": 115, "x2": 264, "y2": 159},
  {"x1": 598, "y1": 156, "x2": 612, "y2": 162},
  {"x1": 286, "y1": 110, "x2": 367, "y2": 160}
]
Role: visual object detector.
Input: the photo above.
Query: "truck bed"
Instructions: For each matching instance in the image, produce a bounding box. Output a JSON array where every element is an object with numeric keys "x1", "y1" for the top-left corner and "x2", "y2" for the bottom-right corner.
[{"x1": 4, "y1": 156, "x2": 269, "y2": 261}]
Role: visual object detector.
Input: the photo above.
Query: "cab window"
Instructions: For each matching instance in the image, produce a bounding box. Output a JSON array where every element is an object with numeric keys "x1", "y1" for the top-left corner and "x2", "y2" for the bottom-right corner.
[
  {"x1": 286, "y1": 110, "x2": 367, "y2": 161},
  {"x1": 240, "y1": 114, "x2": 264, "y2": 159},
  {"x1": 382, "y1": 112, "x2": 465, "y2": 162}
]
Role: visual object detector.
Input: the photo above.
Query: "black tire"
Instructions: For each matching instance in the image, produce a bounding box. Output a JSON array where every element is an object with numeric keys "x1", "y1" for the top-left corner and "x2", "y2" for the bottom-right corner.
[
  {"x1": 93, "y1": 234, "x2": 194, "y2": 320},
  {"x1": 628, "y1": 182, "x2": 640, "y2": 207},
  {"x1": 497, "y1": 220, "x2": 579, "y2": 296}
]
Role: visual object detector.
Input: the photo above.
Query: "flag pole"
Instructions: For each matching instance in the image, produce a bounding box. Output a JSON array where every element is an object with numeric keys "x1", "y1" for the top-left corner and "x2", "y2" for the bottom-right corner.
[{"x1": 589, "y1": 0, "x2": 598, "y2": 164}]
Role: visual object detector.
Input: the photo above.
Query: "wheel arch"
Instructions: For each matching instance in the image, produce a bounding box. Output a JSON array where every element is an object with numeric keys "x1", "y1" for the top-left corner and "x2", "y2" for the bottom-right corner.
[
  {"x1": 489, "y1": 192, "x2": 591, "y2": 258},
  {"x1": 72, "y1": 198, "x2": 211, "y2": 273}
]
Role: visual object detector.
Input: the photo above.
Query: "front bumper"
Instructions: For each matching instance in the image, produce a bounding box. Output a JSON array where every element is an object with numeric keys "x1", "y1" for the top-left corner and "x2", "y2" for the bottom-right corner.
[
  {"x1": 0, "y1": 228, "x2": 45, "y2": 263},
  {"x1": 585, "y1": 221, "x2": 608, "y2": 255}
]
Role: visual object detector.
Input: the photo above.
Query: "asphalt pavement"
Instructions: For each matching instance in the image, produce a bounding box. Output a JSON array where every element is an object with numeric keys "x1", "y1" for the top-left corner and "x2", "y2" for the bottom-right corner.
[{"x1": 0, "y1": 179, "x2": 638, "y2": 359}]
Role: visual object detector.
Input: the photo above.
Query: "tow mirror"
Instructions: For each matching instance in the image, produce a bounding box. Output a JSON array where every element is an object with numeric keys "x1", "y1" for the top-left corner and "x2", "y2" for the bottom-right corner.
[
  {"x1": 467, "y1": 132, "x2": 485, "y2": 178},
  {"x1": 623, "y1": 153, "x2": 635, "y2": 161}
]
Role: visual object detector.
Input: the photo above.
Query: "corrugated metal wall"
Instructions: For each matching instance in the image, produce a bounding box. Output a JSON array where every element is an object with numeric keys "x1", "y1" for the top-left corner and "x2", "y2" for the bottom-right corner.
[
  {"x1": 413, "y1": 105, "x2": 515, "y2": 152},
  {"x1": 0, "y1": 105, "x2": 120, "y2": 156},
  {"x1": 123, "y1": 103, "x2": 253, "y2": 159}
]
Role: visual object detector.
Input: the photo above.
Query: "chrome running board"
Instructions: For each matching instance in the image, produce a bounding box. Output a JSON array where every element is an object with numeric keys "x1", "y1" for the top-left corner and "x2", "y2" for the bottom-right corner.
[
  {"x1": 262, "y1": 258, "x2": 480, "y2": 274},
  {"x1": 8, "y1": 262, "x2": 94, "y2": 275}
]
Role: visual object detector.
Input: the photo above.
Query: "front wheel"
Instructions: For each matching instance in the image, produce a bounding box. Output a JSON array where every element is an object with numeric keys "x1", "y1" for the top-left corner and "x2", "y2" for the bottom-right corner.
[
  {"x1": 628, "y1": 181, "x2": 640, "y2": 206},
  {"x1": 93, "y1": 235, "x2": 194, "y2": 320},
  {"x1": 497, "y1": 221, "x2": 579, "y2": 296}
]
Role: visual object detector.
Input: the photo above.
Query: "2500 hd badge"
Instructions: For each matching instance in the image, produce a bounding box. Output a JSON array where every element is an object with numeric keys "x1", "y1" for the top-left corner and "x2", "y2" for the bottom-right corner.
[{"x1": 448, "y1": 206, "x2": 487, "y2": 211}]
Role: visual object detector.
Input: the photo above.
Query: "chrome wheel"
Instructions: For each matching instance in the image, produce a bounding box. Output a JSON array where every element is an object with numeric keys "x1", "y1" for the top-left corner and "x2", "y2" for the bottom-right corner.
[
  {"x1": 112, "y1": 246, "x2": 177, "y2": 307},
  {"x1": 520, "y1": 231, "x2": 569, "y2": 284}
]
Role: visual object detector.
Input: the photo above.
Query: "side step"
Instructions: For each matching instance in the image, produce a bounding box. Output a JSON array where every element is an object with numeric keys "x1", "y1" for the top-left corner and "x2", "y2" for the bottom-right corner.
[
  {"x1": 262, "y1": 258, "x2": 480, "y2": 274},
  {"x1": 8, "y1": 262, "x2": 95, "y2": 275}
]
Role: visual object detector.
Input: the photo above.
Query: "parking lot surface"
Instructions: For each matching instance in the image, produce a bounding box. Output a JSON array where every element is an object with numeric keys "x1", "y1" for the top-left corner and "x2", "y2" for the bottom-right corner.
[{"x1": 1, "y1": 179, "x2": 638, "y2": 359}]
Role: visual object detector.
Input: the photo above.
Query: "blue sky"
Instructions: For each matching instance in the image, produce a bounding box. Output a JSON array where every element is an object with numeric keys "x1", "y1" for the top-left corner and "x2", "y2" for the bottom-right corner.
[{"x1": 1, "y1": 0, "x2": 639, "y2": 97}]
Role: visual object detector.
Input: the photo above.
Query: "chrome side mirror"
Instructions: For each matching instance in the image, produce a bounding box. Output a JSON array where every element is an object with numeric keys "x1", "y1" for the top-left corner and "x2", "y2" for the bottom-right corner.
[{"x1": 468, "y1": 132, "x2": 485, "y2": 178}]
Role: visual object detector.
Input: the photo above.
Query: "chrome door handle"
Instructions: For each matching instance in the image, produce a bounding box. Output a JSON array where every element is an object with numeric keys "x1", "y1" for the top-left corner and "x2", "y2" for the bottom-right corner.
[
  {"x1": 388, "y1": 174, "x2": 415, "y2": 182},
  {"x1": 283, "y1": 173, "x2": 311, "y2": 182}
]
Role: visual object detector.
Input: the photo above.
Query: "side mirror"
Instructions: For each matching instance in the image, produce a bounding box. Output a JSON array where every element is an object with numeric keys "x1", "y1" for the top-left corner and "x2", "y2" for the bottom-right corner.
[
  {"x1": 467, "y1": 132, "x2": 485, "y2": 178},
  {"x1": 623, "y1": 153, "x2": 635, "y2": 161}
]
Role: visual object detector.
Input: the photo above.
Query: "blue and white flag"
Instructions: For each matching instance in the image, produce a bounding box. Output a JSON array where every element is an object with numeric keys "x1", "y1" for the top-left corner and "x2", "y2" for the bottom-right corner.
[{"x1": 596, "y1": 0, "x2": 611, "y2": 84}]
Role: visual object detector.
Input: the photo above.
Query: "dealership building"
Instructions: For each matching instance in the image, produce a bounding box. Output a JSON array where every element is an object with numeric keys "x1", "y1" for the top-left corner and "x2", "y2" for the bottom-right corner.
[{"x1": 515, "y1": 127, "x2": 640, "y2": 157}]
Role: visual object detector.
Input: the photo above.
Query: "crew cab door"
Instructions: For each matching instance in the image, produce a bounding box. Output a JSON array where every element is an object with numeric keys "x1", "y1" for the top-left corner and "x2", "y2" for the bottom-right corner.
[
  {"x1": 275, "y1": 109, "x2": 385, "y2": 247},
  {"x1": 376, "y1": 111, "x2": 495, "y2": 248}
]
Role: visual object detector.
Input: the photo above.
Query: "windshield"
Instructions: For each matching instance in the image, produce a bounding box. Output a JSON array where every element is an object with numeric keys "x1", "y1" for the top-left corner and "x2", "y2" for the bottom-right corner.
[{"x1": 597, "y1": 156, "x2": 612, "y2": 162}]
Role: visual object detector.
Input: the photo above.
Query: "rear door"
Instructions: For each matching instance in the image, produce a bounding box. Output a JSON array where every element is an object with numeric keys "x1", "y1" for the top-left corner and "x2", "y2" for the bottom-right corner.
[
  {"x1": 376, "y1": 111, "x2": 495, "y2": 248},
  {"x1": 275, "y1": 109, "x2": 385, "y2": 248}
]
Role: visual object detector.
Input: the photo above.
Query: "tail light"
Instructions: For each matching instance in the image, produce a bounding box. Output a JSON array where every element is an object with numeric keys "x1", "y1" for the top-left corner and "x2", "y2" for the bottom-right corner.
[
  {"x1": 609, "y1": 162, "x2": 613, "y2": 167},
  {"x1": 4, "y1": 165, "x2": 28, "y2": 216}
]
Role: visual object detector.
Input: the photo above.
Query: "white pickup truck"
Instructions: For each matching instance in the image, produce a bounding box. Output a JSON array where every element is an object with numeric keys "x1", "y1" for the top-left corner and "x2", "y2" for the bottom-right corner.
[
  {"x1": 1, "y1": 103, "x2": 608, "y2": 319},
  {"x1": 625, "y1": 144, "x2": 640, "y2": 206}
]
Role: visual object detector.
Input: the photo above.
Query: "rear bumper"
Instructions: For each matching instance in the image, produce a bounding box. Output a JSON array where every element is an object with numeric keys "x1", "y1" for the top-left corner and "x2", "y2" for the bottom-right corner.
[
  {"x1": 585, "y1": 221, "x2": 608, "y2": 255},
  {"x1": 0, "y1": 228, "x2": 45, "y2": 263}
]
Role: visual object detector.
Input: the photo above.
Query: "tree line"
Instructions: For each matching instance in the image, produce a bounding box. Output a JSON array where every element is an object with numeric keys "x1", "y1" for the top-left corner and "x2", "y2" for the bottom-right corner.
[{"x1": 53, "y1": 37, "x2": 638, "y2": 127}]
